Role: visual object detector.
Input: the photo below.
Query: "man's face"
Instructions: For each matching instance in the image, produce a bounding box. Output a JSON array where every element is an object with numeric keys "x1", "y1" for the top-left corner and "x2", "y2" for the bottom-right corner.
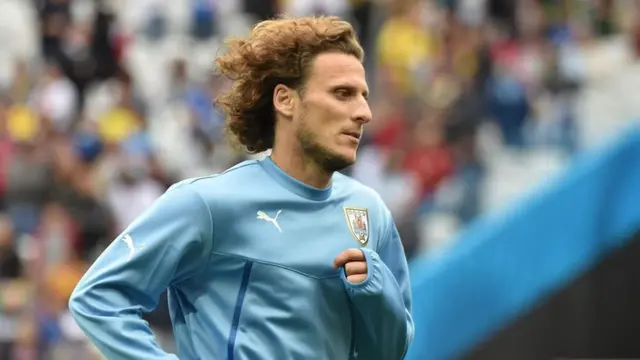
[{"x1": 293, "y1": 52, "x2": 371, "y2": 172}]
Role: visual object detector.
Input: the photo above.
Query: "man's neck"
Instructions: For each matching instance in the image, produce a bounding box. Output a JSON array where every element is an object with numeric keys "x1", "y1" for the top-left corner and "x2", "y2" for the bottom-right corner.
[{"x1": 270, "y1": 148, "x2": 332, "y2": 189}]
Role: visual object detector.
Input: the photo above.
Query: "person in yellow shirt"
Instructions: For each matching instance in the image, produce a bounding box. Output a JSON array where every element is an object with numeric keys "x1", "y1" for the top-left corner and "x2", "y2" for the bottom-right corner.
[
  {"x1": 376, "y1": 0, "x2": 441, "y2": 95},
  {"x1": 96, "y1": 107, "x2": 141, "y2": 144},
  {"x1": 6, "y1": 105, "x2": 40, "y2": 142}
]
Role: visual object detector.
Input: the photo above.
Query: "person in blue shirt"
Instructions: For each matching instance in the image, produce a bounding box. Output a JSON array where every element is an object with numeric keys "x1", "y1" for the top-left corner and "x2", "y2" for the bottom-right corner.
[{"x1": 69, "y1": 15, "x2": 414, "y2": 360}]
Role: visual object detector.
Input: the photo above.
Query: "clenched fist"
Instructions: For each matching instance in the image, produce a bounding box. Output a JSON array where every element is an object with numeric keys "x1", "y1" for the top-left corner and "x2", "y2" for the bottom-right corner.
[{"x1": 333, "y1": 248, "x2": 368, "y2": 284}]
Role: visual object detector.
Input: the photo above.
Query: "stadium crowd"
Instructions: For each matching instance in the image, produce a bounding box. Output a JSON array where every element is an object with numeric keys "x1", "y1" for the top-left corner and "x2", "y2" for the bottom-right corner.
[{"x1": 0, "y1": 0, "x2": 638, "y2": 358}]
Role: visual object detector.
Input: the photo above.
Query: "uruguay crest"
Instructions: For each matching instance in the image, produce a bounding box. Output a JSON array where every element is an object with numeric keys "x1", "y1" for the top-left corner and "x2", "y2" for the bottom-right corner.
[{"x1": 343, "y1": 207, "x2": 369, "y2": 246}]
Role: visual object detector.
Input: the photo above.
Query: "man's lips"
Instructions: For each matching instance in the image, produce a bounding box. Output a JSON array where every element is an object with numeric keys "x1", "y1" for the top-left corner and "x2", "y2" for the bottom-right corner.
[{"x1": 342, "y1": 130, "x2": 361, "y2": 140}]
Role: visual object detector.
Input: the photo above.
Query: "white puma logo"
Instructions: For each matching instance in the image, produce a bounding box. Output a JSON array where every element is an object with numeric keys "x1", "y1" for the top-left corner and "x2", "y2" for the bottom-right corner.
[
  {"x1": 256, "y1": 210, "x2": 282, "y2": 232},
  {"x1": 121, "y1": 234, "x2": 143, "y2": 261}
]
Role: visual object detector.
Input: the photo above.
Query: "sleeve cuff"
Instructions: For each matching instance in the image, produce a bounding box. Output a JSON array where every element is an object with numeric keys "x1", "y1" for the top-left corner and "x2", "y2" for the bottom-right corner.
[{"x1": 341, "y1": 248, "x2": 383, "y2": 295}]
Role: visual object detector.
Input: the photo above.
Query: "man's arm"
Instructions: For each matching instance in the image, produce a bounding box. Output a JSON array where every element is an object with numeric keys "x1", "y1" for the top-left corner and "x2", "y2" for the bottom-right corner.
[
  {"x1": 341, "y1": 211, "x2": 414, "y2": 360},
  {"x1": 69, "y1": 184, "x2": 213, "y2": 360}
]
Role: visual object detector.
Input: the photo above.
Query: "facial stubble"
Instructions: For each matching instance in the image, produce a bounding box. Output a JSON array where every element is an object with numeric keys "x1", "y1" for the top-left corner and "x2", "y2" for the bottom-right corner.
[{"x1": 296, "y1": 106, "x2": 355, "y2": 174}]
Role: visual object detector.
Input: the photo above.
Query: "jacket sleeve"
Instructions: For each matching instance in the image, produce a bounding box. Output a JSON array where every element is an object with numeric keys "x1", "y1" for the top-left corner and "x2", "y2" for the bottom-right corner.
[
  {"x1": 342, "y1": 209, "x2": 414, "y2": 360},
  {"x1": 69, "y1": 184, "x2": 213, "y2": 360}
]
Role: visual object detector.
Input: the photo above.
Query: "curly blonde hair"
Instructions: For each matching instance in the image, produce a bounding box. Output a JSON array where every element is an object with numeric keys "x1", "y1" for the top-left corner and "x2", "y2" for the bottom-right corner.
[{"x1": 215, "y1": 16, "x2": 364, "y2": 153}]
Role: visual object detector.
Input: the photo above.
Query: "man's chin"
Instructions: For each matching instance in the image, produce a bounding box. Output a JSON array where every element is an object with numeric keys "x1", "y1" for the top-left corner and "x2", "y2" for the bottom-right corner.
[
  {"x1": 321, "y1": 151, "x2": 356, "y2": 173},
  {"x1": 300, "y1": 138, "x2": 356, "y2": 173}
]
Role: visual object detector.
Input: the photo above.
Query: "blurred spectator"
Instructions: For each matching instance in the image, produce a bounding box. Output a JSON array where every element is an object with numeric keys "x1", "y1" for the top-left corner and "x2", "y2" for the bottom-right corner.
[
  {"x1": 376, "y1": 0, "x2": 441, "y2": 96},
  {"x1": 30, "y1": 60, "x2": 78, "y2": 134},
  {"x1": 5, "y1": 138, "x2": 52, "y2": 235},
  {"x1": 136, "y1": 0, "x2": 169, "y2": 41},
  {"x1": 95, "y1": 71, "x2": 145, "y2": 146},
  {"x1": 0, "y1": 216, "x2": 25, "y2": 360},
  {"x1": 243, "y1": 0, "x2": 278, "y2": 22},
  {"x1": 40, "y1": 0, "x2": 72, "y2": 59},
  {"x1": 0, "y1": 217, "x2": 21, "y2": 279},
  {"x1": 284, "y1": 0, "x2": 351, "y2": 18},
  {"x1": 402, "y1": 111, "x2": 455, "y2": 203},
  {"x1": 190, "y1": 0, "x2": 218, "y2": 40},
  {"x1": 105, "y1": 150, "x2": 164, "y2": 233},
  {"x1": 10, "y1": 61, "x2": 34, "y2": 105},
  {"x1": 485, "y1": 59, "x2": 531, "y2": 148}
]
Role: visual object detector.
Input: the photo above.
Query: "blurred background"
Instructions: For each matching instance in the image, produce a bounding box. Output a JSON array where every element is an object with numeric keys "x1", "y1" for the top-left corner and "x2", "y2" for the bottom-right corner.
[{"x1": 1, "y1": 0, "x2": 640, "y2": 359}]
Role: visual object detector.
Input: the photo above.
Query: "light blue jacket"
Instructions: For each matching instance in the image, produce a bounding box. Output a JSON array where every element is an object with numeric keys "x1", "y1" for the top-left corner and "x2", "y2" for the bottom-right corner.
[{"x1": 69, "y1": 157, "x2": 414, "y2": 359}]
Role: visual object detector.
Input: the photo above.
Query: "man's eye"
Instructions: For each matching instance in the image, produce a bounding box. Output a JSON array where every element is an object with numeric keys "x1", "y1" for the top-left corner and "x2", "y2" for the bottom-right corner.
[{"x1": 335, "y1": 89, "x2": 350, "y2": 98}]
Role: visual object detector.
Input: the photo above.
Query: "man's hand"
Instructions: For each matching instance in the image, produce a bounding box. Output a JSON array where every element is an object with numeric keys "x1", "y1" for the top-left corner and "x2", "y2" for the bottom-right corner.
[{"x1": 334, "y1": 249, "x2": 368, "y2": 284}]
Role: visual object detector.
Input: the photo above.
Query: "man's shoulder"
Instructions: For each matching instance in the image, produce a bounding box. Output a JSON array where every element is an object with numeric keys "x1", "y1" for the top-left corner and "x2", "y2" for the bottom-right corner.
[{"x1": 170, "y1": 160, "x2": 262, "y2": 192}]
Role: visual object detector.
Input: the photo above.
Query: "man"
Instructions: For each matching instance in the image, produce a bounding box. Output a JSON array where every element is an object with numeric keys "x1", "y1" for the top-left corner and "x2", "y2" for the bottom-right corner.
[{"x1": 69, "y1": 16, "x2": 413, "y2": 360}]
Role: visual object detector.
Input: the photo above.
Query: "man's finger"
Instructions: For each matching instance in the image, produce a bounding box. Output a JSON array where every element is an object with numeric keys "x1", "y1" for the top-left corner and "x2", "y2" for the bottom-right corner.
[
  {"x1": 344, "y1": 261, "x2": 367, "y2": 276},
  {"x1": 333, "y1": 249, "x2": 365, "y2": 268},
  {"x1": 346, "y1": 274, "x2": 367, "y2": 284}
]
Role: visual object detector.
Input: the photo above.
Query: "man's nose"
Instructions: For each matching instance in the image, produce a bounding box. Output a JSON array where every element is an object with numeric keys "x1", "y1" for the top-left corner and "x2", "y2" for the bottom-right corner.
[{"x1": 353, "y1": 102, "x2": 372, "y2": 124}]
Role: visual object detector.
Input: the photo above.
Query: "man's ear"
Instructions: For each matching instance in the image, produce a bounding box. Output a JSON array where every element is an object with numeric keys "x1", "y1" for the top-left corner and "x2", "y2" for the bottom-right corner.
[{"x1": 273, "y1": 84, "x2": 297, "y2": 118}]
